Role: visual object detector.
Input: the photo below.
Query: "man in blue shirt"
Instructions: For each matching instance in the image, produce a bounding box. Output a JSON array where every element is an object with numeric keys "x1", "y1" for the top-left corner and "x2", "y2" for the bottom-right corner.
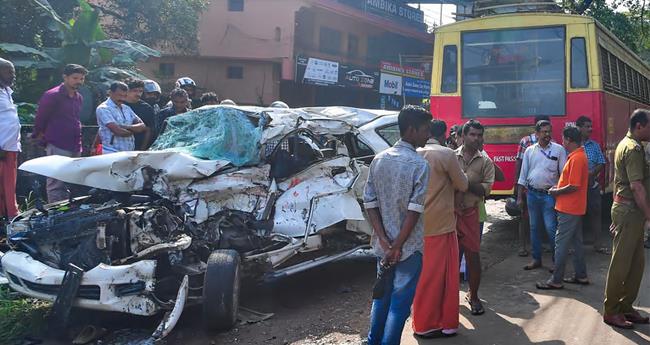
[
  {"x1": 363, "y1": 105, "x2": 431, "y2": 345},
  {"x1": 576, "y1": 116, "x2": 608, "y2": 254}
]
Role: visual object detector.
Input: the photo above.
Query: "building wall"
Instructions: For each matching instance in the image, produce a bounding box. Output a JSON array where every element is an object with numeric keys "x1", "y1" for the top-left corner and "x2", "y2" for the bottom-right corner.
[
  {"x1": 140, "y1": 57, "x2": 280, "y2": 106},
  {"x1": 197, "y1": 0, "x2": 307, "y2": 79}
]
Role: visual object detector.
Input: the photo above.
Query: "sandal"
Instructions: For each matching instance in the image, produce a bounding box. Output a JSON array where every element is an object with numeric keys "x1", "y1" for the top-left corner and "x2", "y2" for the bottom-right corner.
[
  {"x1": 563, "y1": 277, "x2": 590, "y2": 285},
  {"x1": 536, "y1": 281, "x2": 563, "y2": 290},
  {"x1": 518, "y1": 249, "x2": 529, "y2": 257},
  {"x1": 524, "y1": 261, "x2": 542, "y2": 270},
  {"x1": 465, "y1": 295, "x2": 485, "y2": 315}
]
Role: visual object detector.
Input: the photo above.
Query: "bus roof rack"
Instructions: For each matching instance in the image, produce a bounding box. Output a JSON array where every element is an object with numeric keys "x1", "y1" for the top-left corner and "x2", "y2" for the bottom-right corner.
[{"x1": 473, "y1": 0, "x2": 563, "y2": 17}]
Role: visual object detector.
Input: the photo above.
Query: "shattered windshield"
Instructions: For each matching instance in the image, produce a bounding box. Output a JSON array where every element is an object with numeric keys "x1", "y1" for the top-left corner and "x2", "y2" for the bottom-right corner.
[{"x1": 150, "y1": 106, "x2": 264, "y2": 166}]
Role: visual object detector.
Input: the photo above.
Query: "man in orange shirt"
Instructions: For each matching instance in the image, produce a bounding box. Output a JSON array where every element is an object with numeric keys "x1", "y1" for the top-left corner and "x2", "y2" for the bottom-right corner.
[{"x1": 536, "y1": 126, "x2": 589, "y2": 289}]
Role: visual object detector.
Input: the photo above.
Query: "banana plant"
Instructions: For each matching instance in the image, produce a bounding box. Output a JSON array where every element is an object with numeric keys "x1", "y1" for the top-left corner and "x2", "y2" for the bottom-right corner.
[{"x1": 0, "y1": 0, "x2": 160, "y2": 71}]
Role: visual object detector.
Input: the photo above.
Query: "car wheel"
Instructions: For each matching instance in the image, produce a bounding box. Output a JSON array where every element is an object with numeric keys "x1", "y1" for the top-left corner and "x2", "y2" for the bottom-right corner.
[{"x1": 202, "y1": 249, "x2": 240, "y2": 331}]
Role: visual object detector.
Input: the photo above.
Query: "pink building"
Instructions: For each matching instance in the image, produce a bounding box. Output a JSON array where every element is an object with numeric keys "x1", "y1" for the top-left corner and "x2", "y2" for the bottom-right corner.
[{"x1": 139, "y1": 0, "x2": 433, "y2": 108}]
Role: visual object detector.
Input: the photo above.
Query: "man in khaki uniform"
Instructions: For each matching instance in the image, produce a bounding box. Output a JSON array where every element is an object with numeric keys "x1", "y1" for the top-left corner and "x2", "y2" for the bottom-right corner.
[{"x1": 604, "y1": 109, "x2": 650, "y2": 329}]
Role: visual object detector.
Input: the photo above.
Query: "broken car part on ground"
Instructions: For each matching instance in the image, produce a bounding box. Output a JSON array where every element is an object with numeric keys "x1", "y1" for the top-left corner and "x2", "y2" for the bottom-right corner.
[{"x1": 2, "y1": 105, "x2": 399, "y2": 338}]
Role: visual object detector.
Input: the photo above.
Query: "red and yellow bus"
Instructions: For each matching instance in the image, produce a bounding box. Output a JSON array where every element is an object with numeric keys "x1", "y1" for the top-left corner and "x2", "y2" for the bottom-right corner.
[{"x1": 430, "y1": 13, "x2": 650, "y2": 195}]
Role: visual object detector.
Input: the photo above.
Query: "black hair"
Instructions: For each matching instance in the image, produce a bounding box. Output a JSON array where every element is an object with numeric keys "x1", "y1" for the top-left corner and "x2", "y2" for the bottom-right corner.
[
  {"x1": 430, "y1": 119, "x2": 447, "y2": 138},
  {"x1": 562, "y1": 126, "x2": 582, "y2": 143},
  {"x1": 535, "y1": 120, "x2": 552, "y2": 132},
  {"x1": 170, "y1": 88, "x2": 188, "y2": 99},
  {"x1": 109, "y1": 81, "x2": 128, "y2": 92},
  {"x1": 576, "y1": 116, "x2": 592, "y2": 128},
  {"x1": 200, "y1": 92, "x2": 219, "y2": 104},
  {"x1": 449, "y1": 124, "x2": 461, "y2": 135},
  {"x1": 63, "y1": 64, "x2": 88, "y2": 76},
  {"x1": 630, "y1": 109, "x2": 650, "y2": 131},
  {"x1": 125, "y1": 78, "x2": 144, "y2": 90},
  {"x1": 397, "y1": 105, "x2": 431, "y2": 136},
  {"x1": 462, "y1": 119, "x2": 484, "y2": 135},
  {"x1": 534, "y1": 115, "x2": 550, "y2": 125}
]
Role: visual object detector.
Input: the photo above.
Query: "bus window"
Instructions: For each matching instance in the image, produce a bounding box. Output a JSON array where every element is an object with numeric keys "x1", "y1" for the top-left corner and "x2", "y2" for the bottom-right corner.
[
  {"x1": 461, "y1": 26, "x2": 565, "y2": 117},
  {"x1": 441, "y1": 45, "x2": 458, "y2": 93},
  {"x1": 571, "y1": 38, "x2": 589, "y2": 88}
]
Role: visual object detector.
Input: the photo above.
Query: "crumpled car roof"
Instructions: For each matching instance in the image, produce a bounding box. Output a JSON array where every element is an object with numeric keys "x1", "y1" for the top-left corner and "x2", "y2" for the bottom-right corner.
[{"x1": 19, "y1": 105, "x2": 396, "y2": 193}]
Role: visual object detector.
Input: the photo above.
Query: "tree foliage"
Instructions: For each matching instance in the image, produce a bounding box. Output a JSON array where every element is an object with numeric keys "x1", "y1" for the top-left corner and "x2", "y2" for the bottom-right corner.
[{"x1": 88, "y1": 0, "x2": 211, "y2": 54}]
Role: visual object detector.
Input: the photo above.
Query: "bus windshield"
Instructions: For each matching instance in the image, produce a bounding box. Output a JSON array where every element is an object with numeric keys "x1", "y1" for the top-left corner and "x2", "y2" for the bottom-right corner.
[{"x1": 461, "y1": 26, "x2": 565, "y2": 117}]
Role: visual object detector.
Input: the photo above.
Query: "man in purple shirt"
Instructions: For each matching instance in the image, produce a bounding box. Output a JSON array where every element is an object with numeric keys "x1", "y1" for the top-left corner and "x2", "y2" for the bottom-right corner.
[{"x1": 32, "y1": 64, "x2": 88, "y2": 203}]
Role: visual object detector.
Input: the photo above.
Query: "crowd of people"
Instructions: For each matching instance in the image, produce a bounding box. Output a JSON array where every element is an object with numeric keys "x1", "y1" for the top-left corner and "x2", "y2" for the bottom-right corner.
[
  {"x1": 364, "y1": 105, "x2": 650, "y2": 344},
  {"x1": 0, "y1": 59, "x2": 237, "y2": 207}
]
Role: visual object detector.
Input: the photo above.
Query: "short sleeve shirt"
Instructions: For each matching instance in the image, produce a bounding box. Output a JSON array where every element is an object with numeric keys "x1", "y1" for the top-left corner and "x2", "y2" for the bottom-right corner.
[
  {"x1": 614, "y1": 132, "x2": 646, "y2": 199},
  {"x1": 455, "y1": 147, "x2": 495, "y2": 209},
  {"x1": 363, "y1": 140, "x2": 430, "y2": 261},
  {"x1": 96, "y1": 99, "x2": 142, "y2": 153},
  {"x1": 516, "y1": 133, "x2": 537, "y2": 160},
  {"x1": 583, "y1": 139, "x2": 606, "y2": 172}
]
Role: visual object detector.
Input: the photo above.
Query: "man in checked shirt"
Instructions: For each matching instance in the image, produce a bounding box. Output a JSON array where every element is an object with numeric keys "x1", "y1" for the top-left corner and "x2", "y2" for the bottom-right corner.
[{"x1": 363, "y1": 105, "x2": 431, "y2": 345}]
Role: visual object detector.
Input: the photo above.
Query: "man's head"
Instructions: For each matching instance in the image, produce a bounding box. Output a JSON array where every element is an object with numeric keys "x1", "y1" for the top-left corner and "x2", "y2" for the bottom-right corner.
[
  {"x1": 200, "y1": 92, "x2": 219, "y2": 106},
  {"x1": 535, "y1": 119, "x2": 552, "y2": 146},
  {"x1": 125, "y1": 78, "x2": 145, "y2": 103},
  {"x1": 462, "y1": 120, "x2": 484, "y2": 151},
  {"x1": 108, "y1": 81, "x2": 129, "y2": 105},
  {"x1": 62, "y1": 64, "x2": 88, "y2": 91},
  {"x1": 175, "y1": 77, "x2": 196, "y2": 98},
  {"x1": 397, "y1": 105, "x2": 432, "y2": 148},
  {"x1": 170, "y1": 88, "x2": 189, "y2": 114},
  {"x1": 630, "y1": 109, "x2": 650, "y2": 141},
  {"x1": 142, "y1": 80, "x2": 161, "y2": 105},
  {"x1": 562, "y1": 126, "x2": 582, "y2": 152},
  {"x1": 0, "y1": 58, "x2": 15, "y2": 88},
  {"x1": 576, "y1": 116, "x2": 592, "y2": 141},
  {"x1": 430, "y1": 119, "x2": 447, "y2": 144}
]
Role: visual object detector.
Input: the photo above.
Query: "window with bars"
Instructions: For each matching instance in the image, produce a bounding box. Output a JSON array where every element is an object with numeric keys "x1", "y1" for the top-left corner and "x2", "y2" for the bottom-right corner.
[{"x1": 599, "y1": 45, "x2": 650, "y2": 105}]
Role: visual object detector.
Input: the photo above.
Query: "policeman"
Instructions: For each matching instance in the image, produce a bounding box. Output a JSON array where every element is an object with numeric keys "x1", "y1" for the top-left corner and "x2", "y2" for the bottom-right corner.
[{"x1": 603, "y1": 109, "x2": 650, "y2": 329}]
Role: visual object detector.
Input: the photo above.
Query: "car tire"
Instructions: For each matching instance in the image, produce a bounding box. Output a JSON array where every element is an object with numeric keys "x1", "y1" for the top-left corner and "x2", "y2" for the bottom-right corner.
[{"x1": 202, "y1": 249, "x2": 241, "y2": 331}]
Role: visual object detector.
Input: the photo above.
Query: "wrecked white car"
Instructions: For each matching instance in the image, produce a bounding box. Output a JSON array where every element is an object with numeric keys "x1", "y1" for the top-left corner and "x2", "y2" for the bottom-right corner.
[{"x1": 2, "y1": 106, "x2": 398, "y2": 335}]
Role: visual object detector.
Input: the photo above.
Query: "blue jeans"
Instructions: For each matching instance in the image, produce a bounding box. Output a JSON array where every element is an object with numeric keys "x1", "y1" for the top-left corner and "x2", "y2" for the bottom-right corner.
[
  {"x1": 551, "y1": 212, "x2": 587, "y2": 284},
  {"x1": 368, "y1": 252, "x2": 422, "y2": 345},
  {"x1": 527, "y1": 190, "x2": 558, "y2": 262}
]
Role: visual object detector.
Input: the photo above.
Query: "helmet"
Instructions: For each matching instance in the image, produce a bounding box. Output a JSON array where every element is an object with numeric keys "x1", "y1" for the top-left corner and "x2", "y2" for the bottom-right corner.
[
  {"x1": 220, "y1": 99, "x2": 236, "y2": 105},
  {"x1": 175, "y1": 77, "x2": 196, "y2": 88},
  {"x1": 505, "y1": 197, "x2": 521, "y2": 217},
  {"x1": 270, "y1": 101, "x2": 289, "y2": 109},
  {"x1": 143, "y1": 80, "x2": 161, "y2": 94}
]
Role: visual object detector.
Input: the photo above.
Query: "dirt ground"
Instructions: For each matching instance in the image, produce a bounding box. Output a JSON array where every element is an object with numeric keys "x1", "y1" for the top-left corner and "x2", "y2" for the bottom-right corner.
[{"x1": 167, "y1": 199, "x2": 521, "y2": 345}]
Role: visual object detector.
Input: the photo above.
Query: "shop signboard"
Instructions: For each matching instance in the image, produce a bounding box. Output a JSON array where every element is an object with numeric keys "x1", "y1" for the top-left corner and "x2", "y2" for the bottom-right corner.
[
  {"x1": 299, "y1": 56, "x2": 339, "y2": 86},
  {"x1": 297, "y1": 56, "x2": 379, "y2": 91},
  {"x1": 403, "y1": 77, "x2": 430, "y2": 98},
  {"x1": 379, "y1": 73, "x2": 402, "y2": 96},
  {"x1": 379, "y1": 61, "x2": 425, "y2": 79}
]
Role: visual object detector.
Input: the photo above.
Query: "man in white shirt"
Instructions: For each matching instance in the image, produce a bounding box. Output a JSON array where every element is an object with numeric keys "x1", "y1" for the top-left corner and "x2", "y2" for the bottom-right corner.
[
  {"x1": 517, "y1": 119, "x2": 567, "y2": 270},
  {"x1": 96, "y1": 82, "x2": 147, "y2": 153},
  {"x1": 0, "y1": 58, "x2": 20, "y2": 220}
]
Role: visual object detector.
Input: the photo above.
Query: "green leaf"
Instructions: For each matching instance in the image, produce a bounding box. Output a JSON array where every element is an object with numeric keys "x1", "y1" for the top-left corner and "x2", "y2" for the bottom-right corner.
[
  {"x1": 30, "y1": 0, "x2": 71, "y2": 32},
  {"x1": 0, "y1": 43, "x2": 57, "y2": 60},
  {"x1": 90, "y1": 39, "x2": 161, "y2": 63}
]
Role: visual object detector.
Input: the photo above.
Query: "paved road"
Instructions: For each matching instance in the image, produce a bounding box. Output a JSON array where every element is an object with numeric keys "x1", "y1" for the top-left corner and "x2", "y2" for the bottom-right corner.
[{"x1": 401, "y1": 248, "x2": 650, "y2": 345}]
